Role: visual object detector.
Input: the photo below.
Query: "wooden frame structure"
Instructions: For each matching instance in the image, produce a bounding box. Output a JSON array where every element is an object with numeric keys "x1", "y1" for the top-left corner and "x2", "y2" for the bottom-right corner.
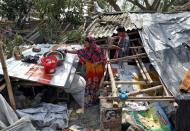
[{"x1": 99, "y1": 31, "x2": 175, "y2": 131}]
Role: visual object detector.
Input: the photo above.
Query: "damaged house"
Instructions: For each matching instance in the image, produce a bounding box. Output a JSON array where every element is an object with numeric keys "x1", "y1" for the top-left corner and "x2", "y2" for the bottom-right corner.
[
  {"x1": 86, "y1": 11, "x2": 190, "y2": 131},
  {"x1": 0, "y1": 11, "x2": 190, "y2": 131}
]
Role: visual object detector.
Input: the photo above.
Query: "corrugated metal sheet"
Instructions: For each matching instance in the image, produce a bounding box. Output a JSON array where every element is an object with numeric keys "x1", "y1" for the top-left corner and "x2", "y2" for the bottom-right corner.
[
  {"x1": 86, "y1": 12, "x2": 137, "y2": 38},
  {"x1": 129, "y1": 12, "x2": 190, "y2": 97}
]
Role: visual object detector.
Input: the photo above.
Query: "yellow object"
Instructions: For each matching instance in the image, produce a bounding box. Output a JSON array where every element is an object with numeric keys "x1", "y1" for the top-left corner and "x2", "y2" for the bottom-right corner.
[{"x1": 180, "y1": 68, "x2": 190, "y2": 92}]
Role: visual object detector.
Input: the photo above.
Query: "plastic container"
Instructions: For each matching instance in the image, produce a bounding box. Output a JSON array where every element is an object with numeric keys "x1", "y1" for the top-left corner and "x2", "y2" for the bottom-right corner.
[{"x1": 41, "y1": 56, "x2": 58, "y2": 74}]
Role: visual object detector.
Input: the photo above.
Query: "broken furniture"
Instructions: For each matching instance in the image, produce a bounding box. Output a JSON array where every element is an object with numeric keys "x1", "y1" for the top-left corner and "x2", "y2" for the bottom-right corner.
[{"x1": 0, "y1": 44, "x2": 84, "y2": 108}]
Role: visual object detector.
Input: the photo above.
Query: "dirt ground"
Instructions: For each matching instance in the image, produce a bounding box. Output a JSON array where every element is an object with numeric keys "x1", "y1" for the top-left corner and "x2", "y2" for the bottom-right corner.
[{"x1": 68, "y1": 105, "x2": 100, "y2": 130}]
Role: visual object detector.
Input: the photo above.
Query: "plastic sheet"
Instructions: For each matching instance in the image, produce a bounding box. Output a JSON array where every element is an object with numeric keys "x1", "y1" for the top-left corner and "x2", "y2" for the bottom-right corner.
[
  {"x1": 0, "y1": 94, "x2": 36, "y2": 131},
  {"x1": 64, "y1": 74, "x2": 86, "y2": 107},
  {"x1": 16, "y1": 103, "x2": 69, "y2": 130},
  {"x1": 130, "y1": 12, "x2": 190, "y2": 97}
]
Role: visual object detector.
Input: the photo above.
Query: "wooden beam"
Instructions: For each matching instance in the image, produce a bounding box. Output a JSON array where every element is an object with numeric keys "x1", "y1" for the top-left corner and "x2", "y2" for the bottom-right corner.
[
  {"x1": 106, "y1": 51, "x2": 118, "y2": 108},
  {"x1": 129, "y1": 46, "x2": 143, "y2": 49},
  {"x1": 159, "y1": 77, "x2": 172, "y2": 96},
  {"x1": 103, "y1": 80, "x2": 161, "y2": 85},
  {"x1": 0, "y1": 41, "x2": 16, "y2": 110},
  {"x1": 138, "y1": 58, "x2": 153, "y2": 83},
  {"x1": 109, "y1": 53, "x2": 147, "y2": 63},
  {"x1": 132, "y1": 43, "x2": 153, "y2": 83},
  {"x1": 99, "y1": 64, "x2": 108, "y2": 88},
  {"x1": 127, "y1": 85, "x2": 162, "y2": 96},
  {"x1": 135, "y1": 58, "x2": 148, "y2": 81},
  {"x1": 99, "y1": 96, "x2": 175, "y2": 102}
]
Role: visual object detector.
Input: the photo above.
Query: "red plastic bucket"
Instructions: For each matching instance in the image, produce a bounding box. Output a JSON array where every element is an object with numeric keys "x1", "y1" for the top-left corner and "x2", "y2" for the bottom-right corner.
[{"x1": 41, "y1": 56, "x2": 58, "y2": 74}]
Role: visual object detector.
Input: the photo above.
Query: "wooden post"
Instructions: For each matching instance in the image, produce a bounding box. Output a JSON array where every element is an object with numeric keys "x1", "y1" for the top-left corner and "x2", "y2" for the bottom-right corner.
[
  {"x1": 106, "y1": 51, "x2": 118, "y2": 108},
  {"x1": 0, "y1": 41, "x2": 16, "y2": 110}
]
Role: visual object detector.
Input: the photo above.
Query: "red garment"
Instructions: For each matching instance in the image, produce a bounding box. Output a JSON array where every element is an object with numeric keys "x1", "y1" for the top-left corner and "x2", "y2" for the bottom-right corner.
[
  {"x1": 77, "y1": 43, "x2": 106, "y2": 64},
  {"x1": 119, "y1": 32, "x2": 126, "y2": 40},
  {"x1": 85, "y1": 61, "x2": 105, "y2": 106}
]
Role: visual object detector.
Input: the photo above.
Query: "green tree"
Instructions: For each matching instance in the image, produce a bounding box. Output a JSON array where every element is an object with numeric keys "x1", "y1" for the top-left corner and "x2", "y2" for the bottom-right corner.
[
  {"x1": 0, "y1": 0, "x2": 33, "y2": 28},
  {"x1": 34, "y1": 0, "x2": 84, "y2": 40}
]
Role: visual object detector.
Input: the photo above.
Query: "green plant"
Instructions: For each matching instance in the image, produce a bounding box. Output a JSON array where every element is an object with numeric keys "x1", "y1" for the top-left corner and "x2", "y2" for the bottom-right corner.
[
  {"x1": 3, "y1": 34, "x2": 24, "y2": 58},
  {"x1": 66, "y1": 30, "x2": 85, "y2": 43},
  {"x1": 0, "y1": 0, "x2": 33, "y2": 28}
]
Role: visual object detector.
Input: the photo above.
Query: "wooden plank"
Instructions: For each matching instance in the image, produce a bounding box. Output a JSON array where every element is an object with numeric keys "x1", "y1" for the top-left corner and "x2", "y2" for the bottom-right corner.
[{"x1": 0, "y1": 41, "x2": 16, "y2": 110}]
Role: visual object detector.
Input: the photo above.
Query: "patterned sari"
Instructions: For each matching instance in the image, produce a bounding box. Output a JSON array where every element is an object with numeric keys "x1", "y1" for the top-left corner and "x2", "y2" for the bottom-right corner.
[{"x1": 77, "y1": 43, "x2": 106, "y2": 106}]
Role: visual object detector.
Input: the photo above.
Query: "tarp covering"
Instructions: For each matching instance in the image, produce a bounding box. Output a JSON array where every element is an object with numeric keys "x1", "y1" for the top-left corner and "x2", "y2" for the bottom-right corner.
[
  {"x1": 16, "y1": 103, "x2": 69, "y2": 130},
  {"x1": 129, "y1": 12, "x2": 190, "y2": 98},
  {"x1": 0, "y1": 94, "x2": 36, "y2": 131}
]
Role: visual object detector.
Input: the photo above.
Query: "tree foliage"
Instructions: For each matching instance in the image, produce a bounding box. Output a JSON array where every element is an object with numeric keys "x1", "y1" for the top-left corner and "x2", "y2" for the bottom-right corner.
[
  {"x1": 34, "y1": 0, "x2": 84, "y2": 40},
  {"x1": 0, "y1": 0, "x2": 33, "y2": 27}
]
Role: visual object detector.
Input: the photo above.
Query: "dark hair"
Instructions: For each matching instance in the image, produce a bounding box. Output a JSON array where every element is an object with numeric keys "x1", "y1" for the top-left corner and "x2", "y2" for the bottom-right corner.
[
  {"x1": 84, "y1": 37, "x2": 91, "y2": 43},
  {"x1": 116, "y1": 25, "x2": 125, "y2": 32},
  {"x1": 84, "y1": 36, "x2": 96, "y2": 44}
]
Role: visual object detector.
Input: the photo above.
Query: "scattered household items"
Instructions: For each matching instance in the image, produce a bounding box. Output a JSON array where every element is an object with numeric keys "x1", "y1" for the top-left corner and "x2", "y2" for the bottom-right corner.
[
  {"x1": 69, "y1": 125, "x2": 83, "y2": 131},
  {"x1": 0, "y1": 94, "x2": 36, "y2": 131},
  {"x1": 21, "y1": 55, "x2": 40, "y2": 64},
  {"x1": 123, "y1": 103, "x2": 172, "y2": 131},
  {"x1": 43, "y1": 50, "x2": 66, "y2": 66},
  {"x1": 13, "y1": 46, "x2": 23, "y2": 60},
  {"x1": 32, "y1": 47, "x2": 41, "y2": 52},
  {"x1": 180, "y1": 68, "x2": 190, "y2": 92},
  {"x1": 0, "y1": 44, "x2": 79, "y2": 87},
  {"x1": 41, "y1": 56, "x2": 58, "y2": 74},
  {"x1": 16, "y1": 103, "x2": 69, "y2": 130}
]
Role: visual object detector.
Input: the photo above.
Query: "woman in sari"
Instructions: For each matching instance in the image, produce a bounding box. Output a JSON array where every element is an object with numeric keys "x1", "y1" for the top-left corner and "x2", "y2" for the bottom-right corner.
[{"x1": 65, "y1": 36, "x2": 106, "y2": 106}]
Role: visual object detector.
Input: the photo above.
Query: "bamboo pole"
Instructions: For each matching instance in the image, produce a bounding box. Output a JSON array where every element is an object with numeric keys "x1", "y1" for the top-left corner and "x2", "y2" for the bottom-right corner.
[
  {"x1": 159, "y1": 77, "x2": 171, "y2": 96},
  {"x1": 109, "y1": 53, "x2": 147, "y2": 63},
  {"x1": 127, "y1": 85, "x2": 162, "y2": 96},
  {"x1": 132, "y1": 43, "x2": 153, "y2": 83},
  {"x1": 129, "y1": 46, "x2": 143, "y2": 49},
  {"x1": 99, "y1": 64, "x2": 108, "y2": 88},
  {"x1": 0, "y1": 41, "x2": 16, "y2": 110},
  {"x1": 103, "y1": 80, "x2": 161, "y2": 85},
  {"x1": 135, "y1": 58, "x2": 148, "y2": 81},
  {"x1": 138, "y1": 58, "x2": 153, "y2": 83},
  {"x1": 99, "y1": 96, "x2": 175, "y2": 102},
  {"x1": 106, "y1": 51, "x2": 118, "y2": 108},
  {"x1": 103, "y1": 80, "x2": 147, "y2": 85}
]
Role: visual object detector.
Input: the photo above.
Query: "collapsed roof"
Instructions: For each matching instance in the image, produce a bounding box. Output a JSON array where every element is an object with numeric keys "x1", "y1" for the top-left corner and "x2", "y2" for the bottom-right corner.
[{"x1": 86, "y1": 11, "x2": 190, "y2": 98}]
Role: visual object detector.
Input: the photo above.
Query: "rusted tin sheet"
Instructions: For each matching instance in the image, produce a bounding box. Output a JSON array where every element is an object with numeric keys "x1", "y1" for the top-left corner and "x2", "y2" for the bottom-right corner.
[{"x1": 0, "y1": 44, "x2": 81, "y2": 88}]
